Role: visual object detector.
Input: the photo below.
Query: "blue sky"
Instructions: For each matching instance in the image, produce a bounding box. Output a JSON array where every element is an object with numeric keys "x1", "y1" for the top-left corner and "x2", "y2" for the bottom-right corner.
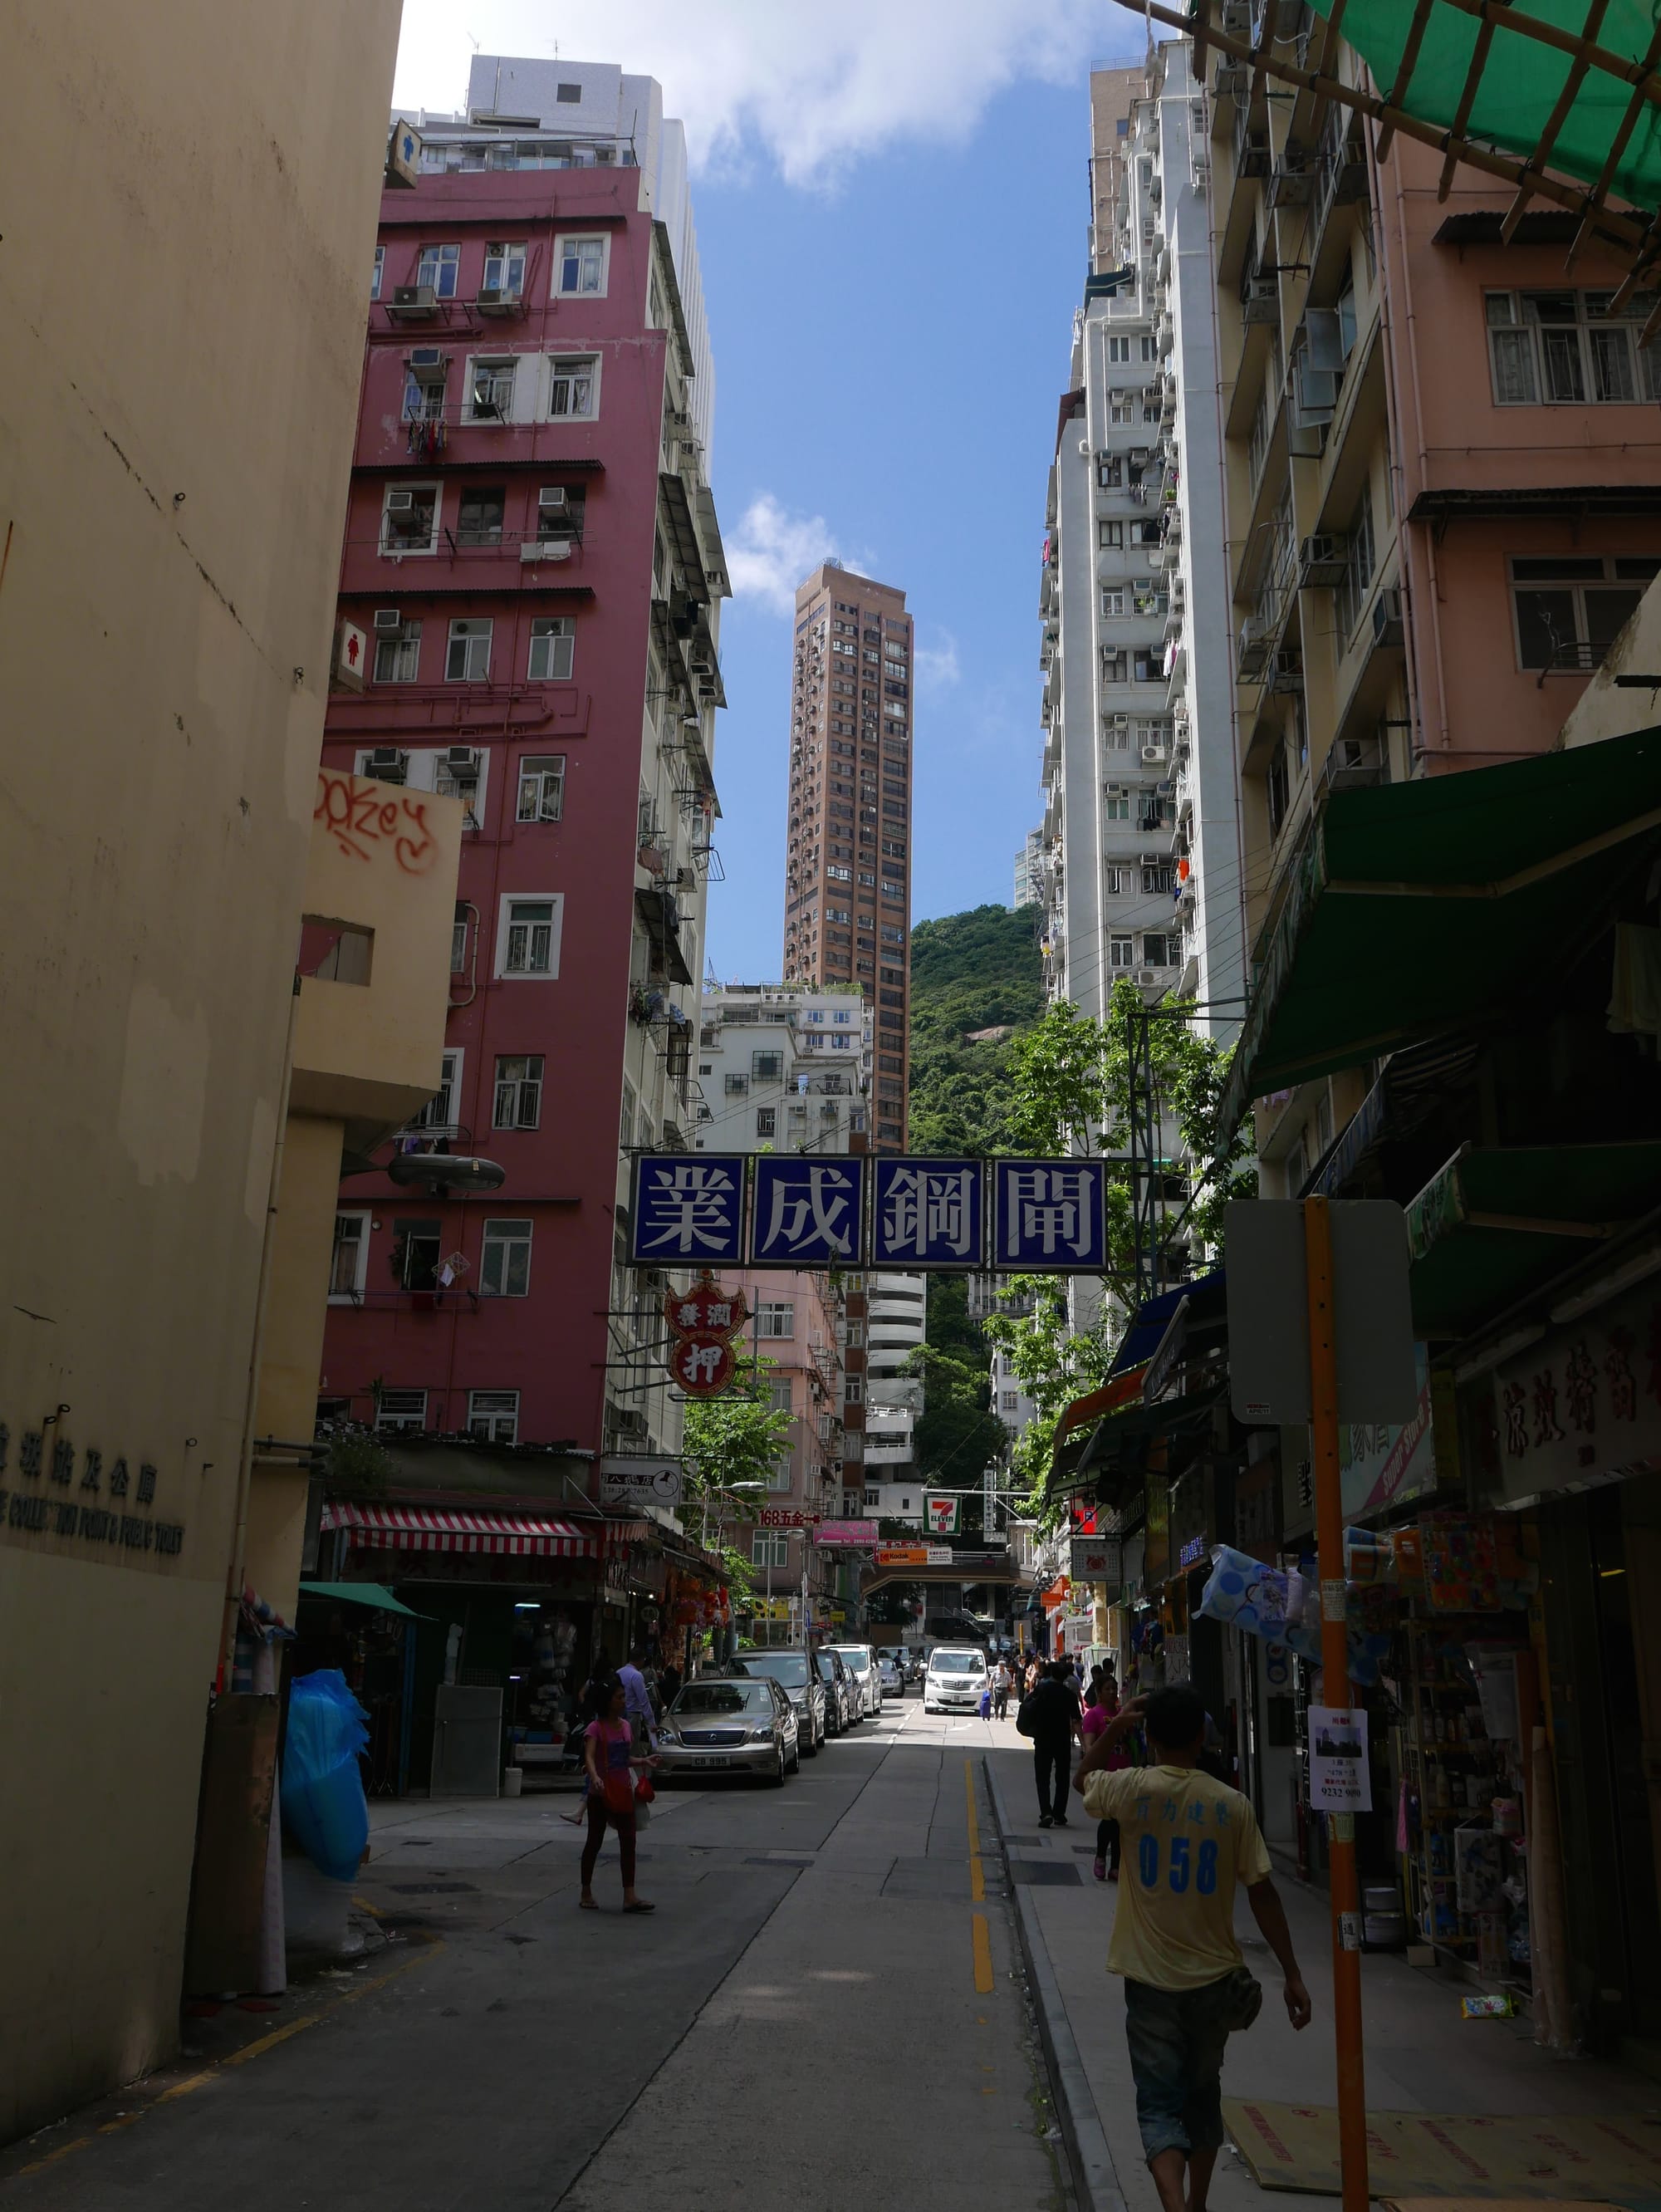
[{"x1": 392, "y1": 2, "x2": 1145, "y2": 975}]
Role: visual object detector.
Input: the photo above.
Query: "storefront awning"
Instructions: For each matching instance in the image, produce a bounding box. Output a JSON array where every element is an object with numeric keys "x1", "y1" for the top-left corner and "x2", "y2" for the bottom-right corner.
[
  {"x1": 321, "y1": 1503, "x2": 615, "y2": 1557},
  {"x1": 1220, "y1": 727, "x2": 1661, "y2": 1133},
  {"x1": 1405, "y1": 1140, "x2": 1661, "y2": 1338},
  {"x1": 297, "y1": 1580, "x2": 432, "y2": 1618}
]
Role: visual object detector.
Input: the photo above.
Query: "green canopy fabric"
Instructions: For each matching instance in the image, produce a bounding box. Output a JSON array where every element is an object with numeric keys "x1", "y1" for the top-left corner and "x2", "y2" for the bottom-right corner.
[
  {"x1": 1220, "y1": 725, "x2": 1661, "y2": 1131},
  {"x1": 297, "y1": 1580, "x2": 430, "y2": 1620},
  {"x1": 1405, "y1": 1140, "x2": 1661, "y2": 1336},
  {"x1": 1306, "y1": 0, "x2": 1661, "y2": 211}
]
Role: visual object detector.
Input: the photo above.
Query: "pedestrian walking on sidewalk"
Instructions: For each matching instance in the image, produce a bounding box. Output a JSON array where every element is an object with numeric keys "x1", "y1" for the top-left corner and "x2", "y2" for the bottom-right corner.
[
  {"x1": 619, "y1": 1641, "x2": 658, "y2": 1754},
  {"x1": 1075, "y1": 1685, "x2": 1311, "y2": 2212},
  {"x1": 1020, "y1": 1660, "x2": 1083, "y2": 1827},
  {"x1": 579, "y1": 1677, "x2": 659, "y2": 1915},
  {"x1": 1081, "y1": 1682, "x2": 1129, "y2": 1881},
  {"x1": 992, "y1": 1655, "x2": 1013, "y2": 1721}
]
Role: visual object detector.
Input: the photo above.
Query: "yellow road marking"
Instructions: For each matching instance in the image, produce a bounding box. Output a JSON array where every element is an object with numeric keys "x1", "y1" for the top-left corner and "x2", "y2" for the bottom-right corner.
[
  {"x1": 16, "y1": 2137, "x2": 90, "y2": 2177},
  {"x1": 965, "y1": 1758, "x2": 986, "y2": 1900},
  {"x1": 972, "y1": 1911, "x2": 995, "y2": 1994}
]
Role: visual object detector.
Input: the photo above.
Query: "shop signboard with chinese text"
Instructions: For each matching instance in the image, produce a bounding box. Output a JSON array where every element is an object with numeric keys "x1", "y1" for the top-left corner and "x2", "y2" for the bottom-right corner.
[
  {"x1": 815, "y1": 1519, "x2": 878, "y2": 1547},
  {"x1": 1308, "y1": 1704, "x2": 1372, "y2": 1812},
  {"x1": 992, "y1": 1160, "x2": 1109, "y2": 1273},
  {"x1": 599, "y1": 1455, "x2": 684, "y2": 1508},
  {"x1": 1340, "y1": 1341, "x2": 1437, "y2": 1518},
  {"x1": 759, "y1": 1507, "x2": 821, "y2": 1528},
  {"x1": 1070, "y1": 1537, "x2": 1122, "y2": 1590},
  {"x1": 1484, "y1": 1276, "x2": 1661, "y2": 1508},
  {"x1": 751, "y1": 1156, "x2": 865, "y2": 1267},
  {"x1": 872, "y1": 1158, "x2": 985, "y2": 1269},
  {"x1": 872, "y1": 1543, "x2": 954, "y2": 1567},
  {"x1": 631, "y1": 1155, "x2": 746, "y2": 1264}
]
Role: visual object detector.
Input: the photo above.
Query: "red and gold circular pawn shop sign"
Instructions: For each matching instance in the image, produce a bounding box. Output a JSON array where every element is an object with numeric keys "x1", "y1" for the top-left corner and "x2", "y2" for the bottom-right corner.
[
  {"x1": 663, "y1": 1272, "x2": 749, "y2": 1345},
  {"x1": 662, "y1": 1270, "x2": 749, "y2": 1399}
]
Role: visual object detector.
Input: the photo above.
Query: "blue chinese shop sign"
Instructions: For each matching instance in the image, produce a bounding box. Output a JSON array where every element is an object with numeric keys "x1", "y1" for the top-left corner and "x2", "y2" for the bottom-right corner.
[
  {"x1": 631, "y1": 1155, "x2": 1112, "y2": 1273},
  {"x1": 631, "y1": 1155, "x2": 746, "y2": 1264},
  {"x1": 872, "y1": 1158, "x2": 985, "y2": 1269},
  {"x1": 751, "y1": 1156, "x2": 865, "y2": 1267}
]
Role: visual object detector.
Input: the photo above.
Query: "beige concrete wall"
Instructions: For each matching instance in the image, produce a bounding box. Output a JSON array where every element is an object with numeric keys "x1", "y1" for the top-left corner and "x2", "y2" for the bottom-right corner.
[
  {"x1": 0, "y1": 0, "x2": 402, "y2": 2144},
  {"x1": 1562, "y1": 576, "x2": 1661, "y2": 750}
]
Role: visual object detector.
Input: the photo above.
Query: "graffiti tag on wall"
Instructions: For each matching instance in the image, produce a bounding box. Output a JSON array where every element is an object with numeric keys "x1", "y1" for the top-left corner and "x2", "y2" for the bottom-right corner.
[{"x1": 315, "y1": 770, "x2": 439, "y2": 873}]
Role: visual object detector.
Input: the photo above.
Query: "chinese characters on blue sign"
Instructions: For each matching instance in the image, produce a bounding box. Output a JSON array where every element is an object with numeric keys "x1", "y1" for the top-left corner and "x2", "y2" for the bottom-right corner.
[
  {"x1": 872, "y1": 1159, "x2": 985, "y2": 1268},
  {"x1": 631, "y1": 1155, "x2": 746, "y2": 1265},
  {"x1": 751, "y1": 1157, "x2": 865, "y2": 1265},
  {"x1": 992, "y1": 1161, "x2": 1108, "y2": 1272},
  {"x1": 630, "y1": 1155, "x2": 1112, "y2": 1270}
]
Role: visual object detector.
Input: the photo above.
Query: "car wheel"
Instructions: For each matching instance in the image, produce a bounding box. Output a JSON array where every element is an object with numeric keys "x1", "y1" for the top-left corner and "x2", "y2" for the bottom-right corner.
[
  {"x1": 803, "y1": 1724, "x2": 819, "y2": 1757},
  {"x1": 788, "y1": 1739, "x2": 800, "y2": 1773},
  {"x1": 769, "y1": 1745, "x2": 786, "y2": 1788}
]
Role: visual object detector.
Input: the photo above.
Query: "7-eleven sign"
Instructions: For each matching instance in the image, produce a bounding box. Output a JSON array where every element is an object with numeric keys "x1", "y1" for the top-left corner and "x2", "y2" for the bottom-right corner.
[{"x1": 924, "y1": 1494, "x2": 958, "y2": 1536}]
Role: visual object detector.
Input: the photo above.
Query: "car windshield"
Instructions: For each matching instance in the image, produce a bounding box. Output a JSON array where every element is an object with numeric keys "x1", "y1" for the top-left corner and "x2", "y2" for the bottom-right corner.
[
  {"x1": 833, "y1": 1648, "x2": 870, "y2": 1674},
  {"x1": 742, "y1": 1653, "x2": 808, "y2": 1690},
  {"x1": 929, "y1": 1652, "x2": 983, "y2": 1675},
  {"x1": 674, "y1": 1683, "x2": 771, "y2": 1716}
]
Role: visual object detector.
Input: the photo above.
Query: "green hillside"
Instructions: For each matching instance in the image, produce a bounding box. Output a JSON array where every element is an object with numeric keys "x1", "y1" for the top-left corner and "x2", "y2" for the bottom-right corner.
[{"x1": 907, "y1": 904, "x2": 1045, "y2": 1156}]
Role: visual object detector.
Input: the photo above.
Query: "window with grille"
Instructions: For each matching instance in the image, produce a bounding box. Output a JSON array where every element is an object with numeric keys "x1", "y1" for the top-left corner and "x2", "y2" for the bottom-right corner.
[
  {"x1": 409, "y1": 1048, "x2": 462, "y2": 1132},
  {"x1": 1487, "y1": 289, "x2": 1661, "y2": 406},
  {"x1": 516, "y1": 755, "x2": 565, "y2": 822},
  {"x1": 1509, "y1": 554, "x2": 1658, "y2": 673},
  {"x1": 374, "y1": 620, "x2": 421, "y2": 683},
  {"x1": 547, "y1": 356, "x2": 599, "y2": 418},
  {"x1": 1110, "y1": 936, "x2": 1135, "y2": 969},
  {"x1": 499, "y1": 895, "x2": 561, "y2": 976},
  {"x1": 555, "y1": 234, "x2": 608, "y2": 296},
  {"x1": 329, "y1": 1212, "x2": 370, "y2": 1300},
  {"x1": 466, "y1": 361, "x2": 517, "y2": 422},
  {"x1": 468, "y1": 1390, "x2": 519, "y2": 1444},
  {"x1": 416, "y1": 242, "x2": 460, "y2": 297},
  {"x1": 479, "y1": 1218, "x2": 532, "y2": 1297},
  {"x1": 446, "y1": 617, "x2": 492, "y2": 681},
  {"x1": 492, "y1": 1053, "x2": 544, "y2": 1129},
  {"x1": 483, "y1": 241, "x2": 526, "y2": 295},
  {"x1": 375, "y1": 1388, "x2": 429, "y2": 1435},
  {"x1": 756, "y1": 1107, "x2": 777, "y2": 1137},
  {"x1": 527, "y1": 618, "x2": 574, "y2": 682},
  {"x1": 757, "y1": 1302, "x2": 796, "y2": 1339}
]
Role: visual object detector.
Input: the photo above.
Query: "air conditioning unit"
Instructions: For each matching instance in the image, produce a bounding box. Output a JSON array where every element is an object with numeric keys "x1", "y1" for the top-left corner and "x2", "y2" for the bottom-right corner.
[
  {"x1": 1134, "y1": 966, "x2": 1161, "y2": 986},
  {"x1": 475, "y1": 286, "x2": 519, "y2": 316},
  {"x1": 386, "y1": 489, "x2": 419, "y2": 517},
  {"x1": 1242, "y1": 277, "x2": 1277, "y2": 326},
  {"x1": 521, "y1": 539, "x2": 571, "y2": 562},
  {"x1": 1266, "y1": 156, "x2": 1313, "y2": 208},
  {"x1": 539, "y1": 488, "x2": 570, "y2": 520},
  {"x1": 1214, "y1": 60, "x2": 1249, "y2": 100},
  {"x1": 1141, "y1": 743, "x2": 1170, "y2": 765},
  {"x1": 1268, "y1": 649, "x2": 1305, "y2": 692},
  {"x1": 1299, "y1": 533, "x2": 1350, "y2": 588},
  {"x1": 365, "y1": 747, "x2": 409, "y2": 783},
  {"x1": 444, "y1": 746, "x2": 482, "y2": 772},
  {"x1": 1237, "y1": 616, "x2": 1269, "y2": 678},
  {"x1": 1372, "y1": 586, "x2": 1405, "y2": 647},
  {"x1": 389, "y1": 283, "x2": 439, "y2": 320},
  {"x1": 408, "y1": 346, "x2": 443, "y2": 369},
  {"x1": 373, "y1": 607, "x2": 403, "y2": 634}
]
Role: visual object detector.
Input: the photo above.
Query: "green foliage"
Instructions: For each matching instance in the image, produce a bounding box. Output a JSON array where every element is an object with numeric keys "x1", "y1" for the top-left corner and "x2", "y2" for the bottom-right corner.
[
  {"x1": 681, "y1": 1360, "x2": 793, "y2": 1590},
  {"x1": 321, "y1": 1430, "x2": 396, "y2": 1495},
  {"x1": 908, "y1": 905, "x2": 1045, "y2": 1156}
]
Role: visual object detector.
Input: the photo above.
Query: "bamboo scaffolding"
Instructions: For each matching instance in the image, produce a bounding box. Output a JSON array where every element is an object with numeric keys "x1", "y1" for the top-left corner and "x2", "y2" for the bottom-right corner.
[
  {"x1": 1374, "y1": 0, "x2": 1441, "y2": 159},
  {"x1": 1306, "y1": 0, "x2": 1352, "y2": 149},
  {"x1": 1435, "y1": 10, "x2": 1501, "y2": 201},
  {"x1": 1565, "y1": 18, "x2": 1661, "y2": 270},
  {"x1": 1252, "y1": 0, "x2": 1282, "y2": 106},
  {"x1": 1500, "y1": 0, "x2": 1611, "y2": 240},
  {"x1": 1116, "y1": 0, "x2": 1654, "y2": 264}
]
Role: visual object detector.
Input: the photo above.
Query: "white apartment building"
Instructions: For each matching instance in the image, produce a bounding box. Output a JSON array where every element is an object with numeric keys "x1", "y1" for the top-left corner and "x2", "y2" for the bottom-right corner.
[
  {"x1": 1013, "y1": 828, "x2": 1045, "y2": 910},
  {"x1": 864, "y1": 1269, "x2": 926, "y2": 1479},
  {"x1": 1041, "y1": 51, "x2": 1243, "y2": 1032},
  {"x1": 693, "y1": 983, "x2": 869, "y2": 1154}
]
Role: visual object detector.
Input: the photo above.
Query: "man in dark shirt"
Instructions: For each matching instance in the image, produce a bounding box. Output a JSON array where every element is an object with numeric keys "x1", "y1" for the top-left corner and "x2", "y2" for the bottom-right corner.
[{"x1": 1024, "y1": 1660, "x2": 1083, "y2": 1827}]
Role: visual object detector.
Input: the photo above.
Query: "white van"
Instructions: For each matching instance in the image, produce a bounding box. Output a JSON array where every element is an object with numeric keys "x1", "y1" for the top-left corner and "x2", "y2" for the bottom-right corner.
[
  {"x1": 924, "y1": 1645, "x2": 989, "y2": 1715},
  {"x1": 829, "y1": 1643, "x2": 881, "y2": 1718}
]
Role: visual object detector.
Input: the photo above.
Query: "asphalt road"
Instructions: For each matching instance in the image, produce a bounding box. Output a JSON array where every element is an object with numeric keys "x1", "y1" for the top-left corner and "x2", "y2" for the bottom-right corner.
[{"x1": 1, "y1": 1695, "x2": 1068, "y2": 2212}]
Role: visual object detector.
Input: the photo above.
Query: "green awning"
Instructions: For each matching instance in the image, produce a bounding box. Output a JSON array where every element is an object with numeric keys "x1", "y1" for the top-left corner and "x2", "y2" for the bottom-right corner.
[
  {"x1": 1405, "y1": 1140, "x2": 1661, "y2": 1337},
  {"x1": 1221, "y1": 726, "x2": 1661, "y2": 1132},
  {"x1": 297, "y1": 1580, "x2": 430, "y2": 1620},
  {"x1": 1306, "y1": 0, "x2": 1661, "y2": 213}
]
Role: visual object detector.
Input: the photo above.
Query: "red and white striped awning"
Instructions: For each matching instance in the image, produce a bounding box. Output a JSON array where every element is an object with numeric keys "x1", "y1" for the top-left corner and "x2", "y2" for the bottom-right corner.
[{"x1": 321, "y1": 1502, "x2": 610, "y2": 1558}]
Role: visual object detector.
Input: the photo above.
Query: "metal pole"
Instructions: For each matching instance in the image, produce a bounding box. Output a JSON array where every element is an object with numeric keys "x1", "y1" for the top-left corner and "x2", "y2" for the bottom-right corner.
[{"x1": 1303, "y1": 1194, "x2": 1368, "y2": 2212}]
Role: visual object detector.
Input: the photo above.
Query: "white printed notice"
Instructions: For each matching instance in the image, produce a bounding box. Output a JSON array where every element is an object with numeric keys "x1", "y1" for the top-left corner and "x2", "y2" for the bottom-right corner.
[{"x1": 1307, "y1": 1704, "x2": 1371, "y2": 1812}]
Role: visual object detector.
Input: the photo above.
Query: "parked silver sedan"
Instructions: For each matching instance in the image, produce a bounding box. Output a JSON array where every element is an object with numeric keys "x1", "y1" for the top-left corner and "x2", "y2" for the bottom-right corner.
[{"x1": 657, "y1": 1676, "x2": 799, "y2": 1785}]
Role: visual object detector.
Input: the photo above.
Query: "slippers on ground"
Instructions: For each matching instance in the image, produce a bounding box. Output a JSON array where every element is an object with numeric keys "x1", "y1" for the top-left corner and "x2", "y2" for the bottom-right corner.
[
  {"x1": 623, "y1": 1901, "x2": 656, "y2": 1914},
  {"x1": 579, "y1": 1896, "x2": 599, "y2": 1910}
]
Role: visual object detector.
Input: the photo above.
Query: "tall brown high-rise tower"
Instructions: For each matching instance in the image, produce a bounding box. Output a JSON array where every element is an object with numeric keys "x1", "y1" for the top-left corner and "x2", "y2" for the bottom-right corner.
[{"x1": 781, "y1": 562, "x2": 913, "y2": 1154}]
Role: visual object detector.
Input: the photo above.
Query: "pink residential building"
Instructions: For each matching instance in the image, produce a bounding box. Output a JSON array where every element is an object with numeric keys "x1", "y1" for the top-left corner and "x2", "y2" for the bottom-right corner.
[{"x1": 317, "y1": 72, "x2": 727, "y2": 1466}]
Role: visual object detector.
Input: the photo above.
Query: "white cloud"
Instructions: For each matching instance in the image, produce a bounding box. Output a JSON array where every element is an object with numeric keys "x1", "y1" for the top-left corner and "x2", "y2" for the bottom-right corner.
[
  {"x1": 914, "y1": 635, "x2": 962, "y2": 692},
  {"x1": 392, "y1": 2, "x2": 1140, "y2": 186},
  {"x1": 725, "y1": 493, "x2": 850, "y2": 616}
]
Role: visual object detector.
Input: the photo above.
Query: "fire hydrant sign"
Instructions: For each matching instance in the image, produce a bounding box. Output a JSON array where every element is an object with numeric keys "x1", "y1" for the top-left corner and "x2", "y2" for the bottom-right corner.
[
  {"x1": 924, "y1": 1494, "x2": 958, "y2": 1535},
  {"x1": 1308, "y1": 1704, "x2": 1371, "y2": 1812}
]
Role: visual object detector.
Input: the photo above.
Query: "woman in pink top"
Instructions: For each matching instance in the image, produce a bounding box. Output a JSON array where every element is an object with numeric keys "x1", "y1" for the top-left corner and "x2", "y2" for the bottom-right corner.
[
  {"x1": 1082, "y1": 1683, "x2": 1131, "y2": 1882},
  {"x1": 580, "y1": 1677, "x2": 659, "y2": 1913}
]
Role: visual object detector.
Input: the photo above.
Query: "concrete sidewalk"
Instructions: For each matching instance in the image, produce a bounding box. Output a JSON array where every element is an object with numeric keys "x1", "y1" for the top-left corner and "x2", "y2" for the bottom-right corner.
[{"x1": 983, "y1": 1738, "x2": 1660, "y2": 2212}]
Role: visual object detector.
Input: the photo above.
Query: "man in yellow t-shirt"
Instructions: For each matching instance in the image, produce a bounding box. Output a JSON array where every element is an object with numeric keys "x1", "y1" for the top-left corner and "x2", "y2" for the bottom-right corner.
[{"x1": 1077, "y1": 1685, "x2": 1311, "y2": 2212}]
